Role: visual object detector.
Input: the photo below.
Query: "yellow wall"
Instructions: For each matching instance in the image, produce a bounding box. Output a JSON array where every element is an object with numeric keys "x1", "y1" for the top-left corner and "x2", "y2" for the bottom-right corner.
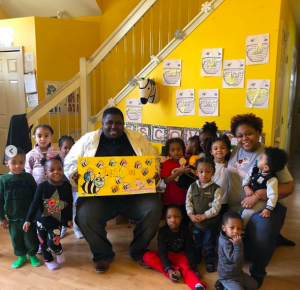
[
  {"x1": 273, "y1": 0, "x2": 299, "y2": 149},
  {"x1": 0, "y1": 5, "x2": 10, "y2": 19},
  {"x1": 93, "y1": 0, "x2": 283, "y2": 150}
]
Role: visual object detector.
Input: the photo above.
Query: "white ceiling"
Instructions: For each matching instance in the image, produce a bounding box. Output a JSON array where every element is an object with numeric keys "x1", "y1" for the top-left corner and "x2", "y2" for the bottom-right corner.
[
  {"x1": 1, "y1": 0, "x2": 102, "y2": 19},
  {"x1": 289, "y1": 0, "x2": 300, "y2": 32}
]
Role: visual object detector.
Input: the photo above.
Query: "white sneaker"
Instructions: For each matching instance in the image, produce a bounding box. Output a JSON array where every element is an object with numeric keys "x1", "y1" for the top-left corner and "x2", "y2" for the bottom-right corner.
[
  {"x1": 60, "y1": 227, "x2": 67, "y2": 238},
  {"x1": 74, "y1": 230, "x2": 84, "y2": 239}
]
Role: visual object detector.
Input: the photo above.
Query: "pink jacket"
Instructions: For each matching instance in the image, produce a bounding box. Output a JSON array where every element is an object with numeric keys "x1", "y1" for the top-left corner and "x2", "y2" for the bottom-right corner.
[{"x1": 25, "y1": 144, "x2": 63, "y2": 185}]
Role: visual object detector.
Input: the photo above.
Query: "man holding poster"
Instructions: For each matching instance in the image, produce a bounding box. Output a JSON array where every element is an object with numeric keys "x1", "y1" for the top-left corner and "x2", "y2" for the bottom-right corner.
[{"x1": 64, "y1": 107, "x2": 162, "y2": 273}]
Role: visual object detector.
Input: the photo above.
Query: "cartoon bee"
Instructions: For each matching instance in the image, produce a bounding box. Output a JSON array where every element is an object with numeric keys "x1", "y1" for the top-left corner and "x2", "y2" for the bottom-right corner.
[
  {"x1": 134, "y1": 161, "x2": 142, "y2": 169},
  {"x1": 141, "y1": 168, "x2": 149, "y2": 176},
  {"x1": 147, "y1": 178, "x2": 154, "y2": 185},
  {"x1": 120, "y1": 159, "x2": 128, "y2": 167},
  {"x1": 81, "y1": 159, "x2": 88, "y2": 167},
  {"x1": 145, "y1": 158, "x2": 152, "y2": 165},
  {"x1": 111, "y1": 185, "x2": 119, "y2": 193},
  {"x1": 96, "y1": 161, "x2": 104, "y2": 169},
  {"x1": 109, "y1": 159, "x2": 116, "y2": 166},
  {"x1": 84, "y1": 168, "x2": 94, "y2": 182},
  {"x1": 123, "y1": 183, "x2": 130, "y2": 190},
  {"x1": 115, "y1": 177, "x2": 123, "y2": 184},
  {"x1": 80, "y1": 172, "x2": 107, "y2": 196}
]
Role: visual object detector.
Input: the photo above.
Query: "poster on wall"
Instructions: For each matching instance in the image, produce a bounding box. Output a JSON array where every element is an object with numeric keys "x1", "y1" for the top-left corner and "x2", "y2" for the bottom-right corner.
[
  {"x1": 126, "y1": 99, "x2": 142, "y2": 123},
  {"x1": 199, "y1": 89, "x2": 219, "y2": 117},
  {"x1": 246, "y1": 34, "x2": 269, "y2": 65},
  {"x1": 26, "y1": 93, "x2": 38, "y2": 109},
  {"x1": 77, "y1": 156, "x2": 156, "y2": 197},
  {"x1": 222, "y1": 60, "x2": 245, "y2": 88},
  {"x1": 44, "y1": 81, "x2": 79, "y2": 115},
  {"x1": 176, "y1": 89, "x2": 195, "y2": 116},
  {"x1": 201, "y1": 48, "x2": 223, "y2": 77},
  {"x1": 245, "y1": 79, "x2": 270, "y2": 108},
  {"x1": 162, "y1": 60, "x2": 182, "y2": 86},
  {"x1": 24, "y1": 53, "x2": 35, "y2": 73}
]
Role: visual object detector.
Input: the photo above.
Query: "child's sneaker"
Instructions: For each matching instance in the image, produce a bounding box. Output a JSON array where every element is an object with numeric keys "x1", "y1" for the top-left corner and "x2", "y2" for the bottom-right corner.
[
  {"x1": 45, "y1": 261, "x2": 60, "y2": 270},
  {"x1": 195, "y1": 283, "x2": 205, "y2": 290},
  {"x1": 60, "y1": 226, "x2": 67, "y2": 238},
  {"x1": 206, "y1": 263, "x2": 215, "y2": 273},
  {"x1": 12, "y1": 255, "x2": 27, "y2": 269},
  {"x1": 29, "y1": 255, "x2": 41, "y2": 267}
]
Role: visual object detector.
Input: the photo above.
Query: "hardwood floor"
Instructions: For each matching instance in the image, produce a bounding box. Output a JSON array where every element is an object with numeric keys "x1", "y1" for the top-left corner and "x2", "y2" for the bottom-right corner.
[{"x1": 0, "y1": 162, "x2": 299, "y2": 290}]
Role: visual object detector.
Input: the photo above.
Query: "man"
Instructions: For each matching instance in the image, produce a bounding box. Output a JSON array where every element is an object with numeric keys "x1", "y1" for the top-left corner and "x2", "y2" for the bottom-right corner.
[{"x1": 64, "y1": 107, "x2": 162, "y2": 273}]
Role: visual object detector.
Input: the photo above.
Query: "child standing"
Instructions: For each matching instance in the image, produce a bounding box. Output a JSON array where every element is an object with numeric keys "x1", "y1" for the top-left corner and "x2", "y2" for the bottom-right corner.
[
  {"x1": 25, "y1": 124, "x2": 63, "y2": 185},
  {"x1": 23, "y1": 155, "x2": 73, "y2": 270},
  {"x1": 0, "y1": 148, "x2": 40, "y2": 268},
  {"x1": 186, "y1": 157, "x2": 221, "y2": 273},
  {"x1": 199, "y1": 122, "x2": 218, "y2": 158},
  {"x1": 59, "y1": 135, "x2": 83, "y2": 239},
  {"x1": 186, "y1": 135, "x2": 201, "y2": 160},
  {"x1": 217, "y1": 212, "x2": 257, "y2": 290},
  {"x1": 241, "y1": 147, "x2": 288, "y2": 230},
  {"x1": 143, "y1": 204, "x2": 206, "y2": 290},
  {"x1": 161, "y1": 138, "x2": 191, "y2": 226}
]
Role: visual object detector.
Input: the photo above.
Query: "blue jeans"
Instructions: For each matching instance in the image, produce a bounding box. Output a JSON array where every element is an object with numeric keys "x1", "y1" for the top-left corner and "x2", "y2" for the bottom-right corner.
[
  {"x1": 193, "y1": 224, "x2": 218, "y2": 263},
  {"x1": 76, "y1": 193, "x2": 162, "y2": 263},
  {"x1": 244, "y1": 202, "x2": 287, "y2": 277}
]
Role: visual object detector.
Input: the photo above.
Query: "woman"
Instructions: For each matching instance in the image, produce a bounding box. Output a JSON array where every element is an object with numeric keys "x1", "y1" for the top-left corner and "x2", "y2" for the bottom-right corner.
[{"x1": 227, "y1": 113, "x2": 294, "y2": 288}]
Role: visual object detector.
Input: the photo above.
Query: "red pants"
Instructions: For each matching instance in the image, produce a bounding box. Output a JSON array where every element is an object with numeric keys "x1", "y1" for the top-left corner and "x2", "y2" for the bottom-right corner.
[{"x1": 143, "y1": 251, "x2": 206, "y2": 290}]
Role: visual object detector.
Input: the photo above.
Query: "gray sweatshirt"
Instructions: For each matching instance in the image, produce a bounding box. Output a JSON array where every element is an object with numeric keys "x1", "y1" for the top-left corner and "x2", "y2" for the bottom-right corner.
[{"x1": 218, "y1": 231, "x2": 244, "y2": 280}]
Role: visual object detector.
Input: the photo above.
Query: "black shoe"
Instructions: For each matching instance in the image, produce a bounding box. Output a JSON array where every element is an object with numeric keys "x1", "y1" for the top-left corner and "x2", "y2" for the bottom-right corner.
[
  {"x1": 251, "y1": 273, "x2": 264, "y2": 289},
  {"x1": 94, "y1": 261, "x2": 110, "y2": 273},
  {"x1": 214, "y1": 280, "x2": 224, "y2": 290},
  {"x1": 195, "y1": 284, "x2": 205, "y2": 290},
  {"x1": 136, "y1": 259, "x2": 151, "y2": 268},
  {"x1": 206, "y1": 263, "x2": 215, "y2": 273},
  {"x1": 276, "y1": 233, "x2": 296, "y2": 247}
]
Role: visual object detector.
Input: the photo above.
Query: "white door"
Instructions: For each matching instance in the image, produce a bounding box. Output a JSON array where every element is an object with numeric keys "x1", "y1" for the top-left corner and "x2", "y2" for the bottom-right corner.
[
  {"x1": 0, "y1": 47, "x2": 26, "y2": 174},
  {"x1": 285, "y1": 46, "x2": 297, "y2": 153},
  {"x1": 274, "y1": 29, "x2": 289, "y2": 148}
]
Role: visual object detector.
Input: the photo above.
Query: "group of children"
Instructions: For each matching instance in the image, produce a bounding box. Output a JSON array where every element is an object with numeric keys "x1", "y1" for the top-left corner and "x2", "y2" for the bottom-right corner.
[
  {"x1": 0, "y1": 121, "x2": 288, "y2": 290},
  {"x1": 0, "y1": 124, "x2": 82, "y2": 271}
]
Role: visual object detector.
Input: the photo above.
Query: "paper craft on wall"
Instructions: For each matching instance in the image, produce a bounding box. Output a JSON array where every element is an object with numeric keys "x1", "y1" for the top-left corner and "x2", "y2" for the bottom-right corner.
[
  {"x1": 246, "y1": 34, "x2": 269, "y2": 65},
  {"x1": 222, "y1": 60, "x2": 245, "y2": 88},
  {"x1": 246, "y1": 79, "x2": 270, "y2": 108},
  {"x1": 199, "y1": 89, "x2": 219, "y2": 117},
  {"x1": 78, "y1": 156, "x2": 156, "y2": 197},
  {"x1": 176, "y1": 89, "x2": 195, "y2": 116},
  {"x1": 126, "y1": 99, "x2": 142, "y2": 123},
  {"x1": 24, "y1": 53, "x2": 35, "y2": 73},
  {"x1": 24, "y1": 74, "x2": 37, "y2": 94},
  {"x1": 162, "y1": 60, "x2": 182, "y2": 86},
  {"x1": 201, "y1": 48, "x2": 223, "y2": 76},
  {"x1": 26, "y1": 93, "x2": 38, "y2": 109}
]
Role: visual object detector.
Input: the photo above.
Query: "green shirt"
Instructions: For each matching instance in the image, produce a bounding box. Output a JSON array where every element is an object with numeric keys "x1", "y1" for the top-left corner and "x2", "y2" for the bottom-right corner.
[{"x1": 0, "y1": 172, "x2": 37, "y2": 221}]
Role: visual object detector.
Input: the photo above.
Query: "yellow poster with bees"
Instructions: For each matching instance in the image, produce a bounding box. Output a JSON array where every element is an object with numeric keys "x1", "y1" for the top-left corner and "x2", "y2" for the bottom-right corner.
[{"x1": 78, "y1": 156, "x2": 156, "y2": 197}]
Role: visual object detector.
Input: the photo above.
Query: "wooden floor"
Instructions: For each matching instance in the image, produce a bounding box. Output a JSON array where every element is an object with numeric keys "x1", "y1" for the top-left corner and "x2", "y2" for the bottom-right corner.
[{"x1": 0, "y1": 162, "x2": 299, "y2": 290}]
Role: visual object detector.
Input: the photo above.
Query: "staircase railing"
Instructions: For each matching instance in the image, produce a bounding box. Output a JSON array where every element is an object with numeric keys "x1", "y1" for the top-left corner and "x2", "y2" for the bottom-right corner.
[{"x1": 27, "y1": 0, "x2": 225, "y2": 140}]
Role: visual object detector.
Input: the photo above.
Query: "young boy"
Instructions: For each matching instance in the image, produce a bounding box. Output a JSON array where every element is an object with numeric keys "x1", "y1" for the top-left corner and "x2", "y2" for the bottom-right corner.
[
  {"x1": 186, "y1": 157, "x2": 222, "y2": 273},
  {"x1": 217, "y1": 212, "x2": 257, "y2": 290},
  {"x1": 0, "y1": 147, "x2": 40, "y2": 268},
  {"x1": 241, "y1": 147, "x2": 288, "y2": 230}
]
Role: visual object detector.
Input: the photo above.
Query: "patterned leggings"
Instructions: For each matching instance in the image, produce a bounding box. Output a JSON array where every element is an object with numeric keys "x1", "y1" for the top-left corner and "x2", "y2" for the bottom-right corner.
[{"x1": 37, "y1": 221, "x2": 63, "y2": 262}]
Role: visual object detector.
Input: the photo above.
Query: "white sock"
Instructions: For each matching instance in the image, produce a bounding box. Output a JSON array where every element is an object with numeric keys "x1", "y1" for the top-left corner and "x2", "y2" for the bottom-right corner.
[
  {"x1": 56, "y1": 252, "x2": 65, "y2": 264},
  {"x1": 45, "y1": 261, "x2": 60, "y2": 270},
  {"x1": 74, "y1": 230, "x2": 84, "y2": 239}
]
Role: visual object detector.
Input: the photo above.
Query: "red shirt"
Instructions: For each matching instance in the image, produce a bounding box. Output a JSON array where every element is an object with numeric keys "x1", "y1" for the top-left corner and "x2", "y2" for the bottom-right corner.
[{"x1": 160, "y1": 159, "x2": 187, "y2": 205}]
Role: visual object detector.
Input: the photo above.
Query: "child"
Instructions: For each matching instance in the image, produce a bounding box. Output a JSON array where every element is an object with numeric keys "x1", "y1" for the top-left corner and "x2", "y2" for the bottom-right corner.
[
  {"x1": 161, "y1": 138, "x2": 191, "y2": 226},
  {"x1": 241, "y1": 147, "x2": 288, "y2": 230},
  {"x1": 23, "y1": 155, "x2": 73, "y2": 270},
  {"x1": 0, "y1": 148, "x2": 40, "y2": 269},
  {"x1": 186, "y1": 135, "x2": 201, "y2": 160},
  {"x1": 199, "y1": 122, "x2": 218, "y2": 158},
  {"x1": 25, "y1": 124, "x2": 63, "y2": 185},
  {"x1": 217, "y1": 211, "x2": 257, "y2": 290},
  {"x1": 186, "y1": 157, "x2": 221, "y2": 273},
  {"x1": 59, "y1": 135, "x2": 83, "y2": 239},
  {"x1": 143, "y1": 204, "x2": 207, "y2": 290},
  {"x1": 207, "y1": 135, "x2": 231, "y2": 217}
]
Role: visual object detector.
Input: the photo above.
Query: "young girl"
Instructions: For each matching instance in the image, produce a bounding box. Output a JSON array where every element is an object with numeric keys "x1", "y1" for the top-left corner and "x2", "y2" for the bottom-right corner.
[
  {"x1": 161, "y1": 138, "x2": 191, "y2": 226},
  {"x1": 0, "y1": 148, "x2": 40, "y2": 269},
  {"x1": 199, "y1": 122, "x2": 218, "y2": 158},
  {"x1": 143, "y1": 204, "x2": 206, "y2": 290},
  {"x1": 186, "y1": 158, "x2": 221, "y2": 273},
  {"x1": 23, "y1": 155, "x2": 73, "y2": 270},
  {"x1": 25, "y1": 124, "x2": 63, "y2": 185},
  {"x1": 59, "y1": 135, "x2": 83, "y2": 239},
  {"x1": 207, "y1": 135, "x2": 231, "y2": 217}
]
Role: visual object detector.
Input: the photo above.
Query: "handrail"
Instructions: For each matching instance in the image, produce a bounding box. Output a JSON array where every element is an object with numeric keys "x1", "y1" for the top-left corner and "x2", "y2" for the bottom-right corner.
[{"x1": 27, "y1": 73, "x2": 80, "y2": 126}]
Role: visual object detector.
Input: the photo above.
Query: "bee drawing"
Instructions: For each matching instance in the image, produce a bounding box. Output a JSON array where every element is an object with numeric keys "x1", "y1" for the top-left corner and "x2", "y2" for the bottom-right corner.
[
  {"x1": 145, "y1": 158, "x2": 152, "y2": 165},
  {"x1": 123, "y1": 183, "x2": 130, "y2": 190},
  {"x1": 115, "y1": 177, "x2": 123, "y2": 184},
  {"x1": 147, "y1": 178, "x2": 154, "y2": 185},
  {"x1": 109, "y1": 159, "x2": 117, "y2": 166},
  {"x1": 141, "y1": 168, "x2": 149, "y2": 176},
  {"x1": 120, "y1": 159, "x2": 128, "y2": 167},
  {"x1": 111, "y1": 185, "x2": 119, "y2": 193},
  {"x1": 96, "y1": 161, "x2": 104, "y2": 169},
  {"x1": 81, "y1": 172, "x2": 107, "y2": 196},
  {"x1": 134, "y1": 161, "x2": 142, "y2": 169},
  {"x1": 81, "y1": 159, "x2": 88, "y2": 167}
]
